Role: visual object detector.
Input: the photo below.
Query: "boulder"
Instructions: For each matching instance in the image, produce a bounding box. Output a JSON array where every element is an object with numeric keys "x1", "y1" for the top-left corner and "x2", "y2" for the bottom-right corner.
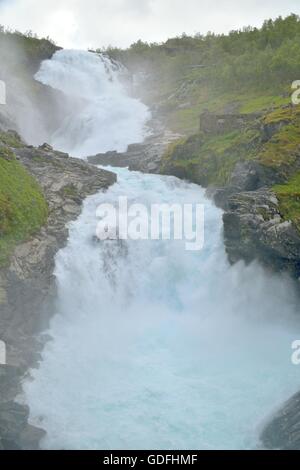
[
  {"x1": 0, "y1": 402, "x2": 29, "y2": 448},
  {"x1": 223, "y1": 188, "x2": 300, "y2": 277},
  {"x1": 261, "y1": 391, "x2": 300, "y2": 449}
]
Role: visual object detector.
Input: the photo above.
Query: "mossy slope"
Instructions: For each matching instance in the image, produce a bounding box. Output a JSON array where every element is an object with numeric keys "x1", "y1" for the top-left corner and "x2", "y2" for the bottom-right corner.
[
  {"x1": 162, "y1": 106, "x2": 300, "y2": 184},
  {"x1": 0, "y1": 145, "x2": 48, "y2": 266},
  {"x1": 161, "y1": 104, "x2": 300, "y2": 233},
  {"x1": 161, "y1": 126, "x2": 260, "y2": 186},
  {"x1": 273, "y1": 173, "x2": 300, "y2": 230}
]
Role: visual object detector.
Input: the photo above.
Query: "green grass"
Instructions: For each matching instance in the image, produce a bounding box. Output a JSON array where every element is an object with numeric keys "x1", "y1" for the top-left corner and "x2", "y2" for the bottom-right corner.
[
  {"x1": 161, "y1": 85, "x2": 291, "y2": 135},
  {"x1": 0, "y1": 131, "x2": 24, "y2": 148},
  {"x1": 162, "y1": 102, "x2": 300, "y2": 234},
  {"x1": 166, "y1": 106, "x2": 200, "y2": 135},
  {"x1": 273, "y1": 172, "x2": 300, "y2": 230},
  {"x1": 258, "y1": 107, "x2": 300, "y2": 175},
  {"x1": 162, "y1": 104, "x2": 300, "y2": 185},
  {"x1": 62, "y1": 184, "x2": 78, "y2": 198},
  {"x1": 239, "y1": 94, "x2": 290, "y2": 114},
  {"x1": 161, "y1": 127, "x2": 260, "y2": 186},
  {"x1": 0, "y1": 147, "x2": 48, "y2": 266}
]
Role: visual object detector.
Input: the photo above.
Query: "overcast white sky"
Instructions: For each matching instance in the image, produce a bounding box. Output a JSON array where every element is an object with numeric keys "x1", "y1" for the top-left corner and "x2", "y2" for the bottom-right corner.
[{"x1": 0, "y1": 0, "x2": 299, "y2": 49}]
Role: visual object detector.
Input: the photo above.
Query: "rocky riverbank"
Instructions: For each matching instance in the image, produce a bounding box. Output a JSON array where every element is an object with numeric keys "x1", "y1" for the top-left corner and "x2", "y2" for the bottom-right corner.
[
  {"x1": 0, "y1": 138, "x2": 116, "y2": 449},
  {"x1": 212, "y1": 162, "x2": 300, "y2": 279},
  {"x1": 87, "y1": 119, "x2": 181, "y2": 174}
]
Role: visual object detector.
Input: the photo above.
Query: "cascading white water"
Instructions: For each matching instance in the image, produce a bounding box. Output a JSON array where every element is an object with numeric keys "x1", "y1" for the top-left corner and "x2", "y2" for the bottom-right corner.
[
  {"x1": 35, "y1": 50, "x2": 150, "y2": 156},
  {"x1": 24, "y1": 50, "x2": 300, "y2": 450}
]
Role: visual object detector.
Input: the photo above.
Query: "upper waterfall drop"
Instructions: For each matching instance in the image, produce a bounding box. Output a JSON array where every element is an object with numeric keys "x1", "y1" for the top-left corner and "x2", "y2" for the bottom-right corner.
[{"x1": 35, "y1": 50, "x2": 150, "y2": 157}]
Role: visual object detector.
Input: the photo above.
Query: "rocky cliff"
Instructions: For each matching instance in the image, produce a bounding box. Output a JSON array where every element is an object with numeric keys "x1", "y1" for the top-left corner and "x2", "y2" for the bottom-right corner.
[
  {"x1": 261, "y1": 390, "x2": 300, "y2": 449},
  {"x1": 0, "y1": 135, "x2": 116, "y2": 449},
  {"x1": 160, "y1": 106, "x2": 300, "y2": 279}
]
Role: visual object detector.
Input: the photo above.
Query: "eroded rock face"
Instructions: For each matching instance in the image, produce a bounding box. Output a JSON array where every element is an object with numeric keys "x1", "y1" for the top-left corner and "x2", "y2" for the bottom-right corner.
[
  {"x1": 0, "y1": 142, "x2": 116, "y2": 449},
  {"x1": 202, "y1": 157, "x2": 300, "y2": 279},
  {"x1": 222, "y1": 188, "x2": 300, "y2": 277},
  {"x1": 0, "y1": 366, "x2": 45, "y2": 450},
  {"x1": 1, "y1": 145, "x2": 116, "y2": 363},
  {"x1": 211, "y1": 161, "x2": 280, "y2": 210},
  {"x1": 0, "y1": 401, "x2": 29, "y2": 449}
]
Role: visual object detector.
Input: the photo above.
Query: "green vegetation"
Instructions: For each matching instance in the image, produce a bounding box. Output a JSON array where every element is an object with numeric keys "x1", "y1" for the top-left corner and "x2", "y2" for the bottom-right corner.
[
  {"x1": 0, "y1": 26, "x2": 59, "y2": 115},
  {"x1": 0, "y1": 147, "x2": 48, "y2": 266},
  {"x1": 161, "y1": 127, "x2": 261, "y2": 186},
  {"x1": 274, "y1": 173, "x2": 300, "y2": 230},
  {"x1": 0, "y1": 131, "x2": 24, "y2": 148},
  {"x1": 160, "y1": 99, "x2": 300, "y2": 235},
  {"x1": 161, "y1": 105, "x2": 300, "y2": 187},
  {"x1": 266, "y1": 108, "x2": 300, "y2": 229},
  {"x1": 1, "y1": 14, "x2": 300, "y2": 259},
  {"x1": 102, "y1": 14, "x2": 300, "y2": 134},
  {"x1": 258, "y1": 107, "x2": 300, "y2": 174},
  {"x1": 62, "y1": 184, "x2": 78, "y2": 198},
  {"x1": 0, "y1": 26, "x2": 57, "y2": 75}
]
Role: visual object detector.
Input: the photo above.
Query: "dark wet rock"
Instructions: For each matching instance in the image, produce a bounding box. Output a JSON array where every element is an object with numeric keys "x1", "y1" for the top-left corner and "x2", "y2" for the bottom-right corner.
[
  {"x1": 39, "y1": 142, "x2": 53, "y2": 152},
  {"x1": 0, "y1": 404, "x2": 44, "y2": 450},
  {"x1": 261, "y1": 117, "x2": 290, "y2": 143},
  {"x1": 222, "y1": 188, "x2": 300, "y2": 277},
  {"x1": 0, "y1": 402, "x2": 29, "y2": 449},
  {"x1": 261, "y1": 391, "x2": 300, "y2": 449},
  {"x1": 19, "y1": 424, "x2": 46, "y2": 450},
  {"x1": 210, "y1": 161, "x2": 280, "y2": 211},
  {"x1": 229, "y1": 161, "x2": 279, "y2": 192}
]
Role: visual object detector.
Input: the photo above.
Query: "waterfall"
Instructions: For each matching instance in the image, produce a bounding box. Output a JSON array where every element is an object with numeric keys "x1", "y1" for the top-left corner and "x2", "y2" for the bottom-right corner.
[
  {"x1": 35, "y1": 49, "x2": 150, "y2": 157},
  {"x1": 24, "y1": 50, "x2": 300, "y2": 450}
]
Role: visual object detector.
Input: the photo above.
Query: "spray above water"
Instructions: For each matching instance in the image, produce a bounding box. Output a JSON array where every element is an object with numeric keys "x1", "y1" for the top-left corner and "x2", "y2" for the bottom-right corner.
[
  {"x1": 35, "y1": 50, "x2": 150, "y2": 157},
  {"x1": 24, "y1": 50, "x2": 300, "y2": 450},
  {"x1": 24, "y1": 169, "x2": 300, "y2": 450}
]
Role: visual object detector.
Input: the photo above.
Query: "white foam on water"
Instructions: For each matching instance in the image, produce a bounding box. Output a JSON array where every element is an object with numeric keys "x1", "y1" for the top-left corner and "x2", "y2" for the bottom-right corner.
[
  {"x1": 24, "y1": 168, "x2": 300, "y2": 450},
  {"x1": 24, "y1": 50, "x2": 300, "y2": 450},
  {"x1": 35, "y1": 50, "x2": 150, "y2": 156}
]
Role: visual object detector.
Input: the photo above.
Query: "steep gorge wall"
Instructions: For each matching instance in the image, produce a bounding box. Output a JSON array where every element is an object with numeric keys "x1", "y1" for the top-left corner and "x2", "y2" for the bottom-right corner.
[{"x1": 160, "y1": 106, "x2": 300, "y2": 279}]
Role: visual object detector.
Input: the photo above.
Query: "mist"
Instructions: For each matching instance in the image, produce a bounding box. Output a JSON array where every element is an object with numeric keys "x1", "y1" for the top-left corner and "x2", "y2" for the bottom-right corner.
[{"x1": 24, "y1": 165, "x2": 300, "y2": 450}]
